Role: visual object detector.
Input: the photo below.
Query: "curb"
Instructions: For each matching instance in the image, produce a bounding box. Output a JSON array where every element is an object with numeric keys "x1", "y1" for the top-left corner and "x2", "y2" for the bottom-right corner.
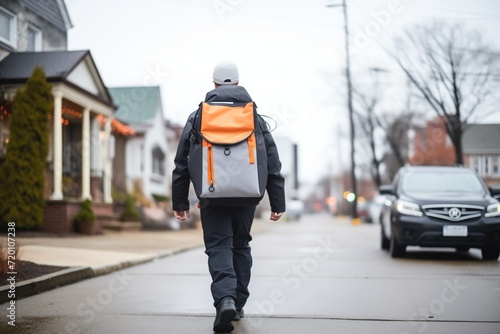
[
  {"x1": 0, "y1": 245, "x2": 203, "y2": 304},
  {"x1": 0, "y1": 266, "x2": 93, "y2": 304},
  {"x1": 0, "y1": 222, "x2": 269, "y2": 303}
]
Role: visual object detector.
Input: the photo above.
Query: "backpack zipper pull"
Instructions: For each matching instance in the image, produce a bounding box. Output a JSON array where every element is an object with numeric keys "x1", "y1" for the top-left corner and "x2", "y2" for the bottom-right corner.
[
  {"x1": 207, "y1": 143, "x2": 215, "y2": 191},
  {"x1": 247, "y1": 133, "x2": 256, "y2": 164}
]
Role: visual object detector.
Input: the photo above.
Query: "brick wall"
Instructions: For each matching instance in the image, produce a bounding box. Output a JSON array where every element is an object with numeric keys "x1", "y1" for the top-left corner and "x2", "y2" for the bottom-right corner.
[
  {"x1": 43, "y1": 200, "x2": 81, "y2": 233},
  {"x1": 44, "y1": 201, "x2": 113, "y2": 234},
  {"x1": 92, "y1": 202, "x2": 113, "y2": 216}
]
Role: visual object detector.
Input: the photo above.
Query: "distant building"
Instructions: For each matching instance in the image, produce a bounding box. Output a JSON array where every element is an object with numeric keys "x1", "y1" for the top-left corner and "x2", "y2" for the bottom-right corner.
[
  {"x1": 108, "y1": 86, "x2": 170, "y2": 200},
  {"x1": 463, "y1": 124, "x2": 500, "y2": 186},
  {"x1": 408, "y1": 117, "x2": 455, "y2": 166},
  {"x1": 408, "y1": 117, "x2": 500, "y2": 186}
]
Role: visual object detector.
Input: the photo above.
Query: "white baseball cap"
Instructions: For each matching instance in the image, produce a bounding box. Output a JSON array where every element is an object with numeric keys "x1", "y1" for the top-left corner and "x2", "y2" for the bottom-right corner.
[{"x1": 213, "y1": 60, "x2": 239, "y2": 85}]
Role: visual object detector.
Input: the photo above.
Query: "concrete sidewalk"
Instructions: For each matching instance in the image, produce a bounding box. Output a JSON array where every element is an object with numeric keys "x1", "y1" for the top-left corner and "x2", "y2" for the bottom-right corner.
[
  {"x1": 3, "y1": 215, "x2": 499, "y2": 333},
  {"x1": 1, "y1": 219, "x2": 269, "y2": 302}
]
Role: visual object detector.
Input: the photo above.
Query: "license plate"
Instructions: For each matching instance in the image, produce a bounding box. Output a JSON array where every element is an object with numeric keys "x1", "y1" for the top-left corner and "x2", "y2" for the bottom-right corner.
[{"x1": 443, "y1": 225, "x2": 468, "y2": 237}]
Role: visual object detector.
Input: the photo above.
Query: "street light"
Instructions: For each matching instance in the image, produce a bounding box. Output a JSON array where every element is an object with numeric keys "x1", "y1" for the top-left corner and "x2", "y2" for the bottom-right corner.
[{"x1": 327, "y1": 0, "x2": 358, "y2": 219}]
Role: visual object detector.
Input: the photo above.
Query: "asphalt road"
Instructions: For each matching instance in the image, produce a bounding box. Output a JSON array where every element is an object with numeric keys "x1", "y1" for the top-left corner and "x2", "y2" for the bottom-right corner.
[{"x1": 2, "y1": 213, "x2": 500, "y2": 334}]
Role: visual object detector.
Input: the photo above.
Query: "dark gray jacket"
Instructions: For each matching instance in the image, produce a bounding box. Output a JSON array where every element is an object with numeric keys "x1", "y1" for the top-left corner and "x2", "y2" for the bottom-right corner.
[{"x1": 172, "y1": 85, "x2": 286, "y2": 212}]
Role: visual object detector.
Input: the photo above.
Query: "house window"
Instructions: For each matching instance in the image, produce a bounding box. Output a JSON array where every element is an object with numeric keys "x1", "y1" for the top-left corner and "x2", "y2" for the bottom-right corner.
[
  {"x1": 484, "y1": 156, "x2": 490, "y2": 175},
  {"x1": 152, "y1": 147, "x2": 165, "y2": 176},
  {"x1": 27, "y1": 24, "x2": 42, "y2": 51},
  {"x1": 472, "y1": 156, "x2": 479, "y2": 174},
  {"x1": 0, "y1": 7, "x2": 16, "y2": 48},
  {"x1": 493, "y1": 156, "x2": 499, "y2": 175}
]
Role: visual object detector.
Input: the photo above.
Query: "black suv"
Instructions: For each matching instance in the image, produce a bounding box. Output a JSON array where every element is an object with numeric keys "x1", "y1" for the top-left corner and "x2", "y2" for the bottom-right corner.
[{"x1": 379, "y1": 165, "x2": 500, "y2": 260}]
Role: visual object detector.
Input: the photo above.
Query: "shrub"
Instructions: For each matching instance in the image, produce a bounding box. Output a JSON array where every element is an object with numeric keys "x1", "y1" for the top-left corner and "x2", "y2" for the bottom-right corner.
[
  {"x1": 152, "y1": 194, "x2": 170, "y2": 203},
  {"x1": 0, "y1": 67, "x2": 52, "y2": 230},
  {"x1": 74, "y1": 199, "x2": 96, "y2": 224},
  {"x1": 120, "y1": 195, "x2": 140, "y2": 222}
]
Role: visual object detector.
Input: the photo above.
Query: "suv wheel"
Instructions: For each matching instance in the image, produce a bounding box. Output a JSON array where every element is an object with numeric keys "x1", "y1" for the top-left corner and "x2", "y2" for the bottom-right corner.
[
  {"x1": 380, "y1": 226, "x2": 390, "y2": 250},
  {"x1": 481, "y1": 246, "x2": 500, "y2": 260},
  {"x1": 390, "y1": 234, "x2": 406, "y2": 258}
]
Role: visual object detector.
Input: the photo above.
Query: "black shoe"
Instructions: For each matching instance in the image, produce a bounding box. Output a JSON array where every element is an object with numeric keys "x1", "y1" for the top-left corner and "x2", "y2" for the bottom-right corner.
[
  {"x1": 213, "y1": 297, "x2": 236, "y2": 333},
  {"x1": 234, "y1": 308, "x2": 244, "y2": 321}
]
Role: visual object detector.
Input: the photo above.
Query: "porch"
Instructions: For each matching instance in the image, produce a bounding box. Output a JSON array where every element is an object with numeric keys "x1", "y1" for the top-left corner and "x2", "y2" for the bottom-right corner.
[{"x1": 0, "y1": 51, "x2": 122, "y2": 233}]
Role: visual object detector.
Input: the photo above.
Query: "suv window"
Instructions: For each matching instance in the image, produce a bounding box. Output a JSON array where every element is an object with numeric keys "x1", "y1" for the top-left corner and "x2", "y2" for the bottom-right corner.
[{"x1": 401, "y1": 170, "x2": 485, "y2": 194}]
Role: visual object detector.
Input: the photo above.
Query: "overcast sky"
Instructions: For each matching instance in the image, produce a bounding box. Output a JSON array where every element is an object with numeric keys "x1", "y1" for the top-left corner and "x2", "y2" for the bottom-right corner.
[{"x1": 64, "y1": 0, "x2": 500, "y2": 186}]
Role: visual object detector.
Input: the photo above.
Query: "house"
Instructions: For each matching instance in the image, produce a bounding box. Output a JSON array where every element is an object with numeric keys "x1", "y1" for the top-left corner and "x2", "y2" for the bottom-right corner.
[
  {"x1": 0, "y1": 0, "x2": 72, "y2": 57},
  {"x1": 165, "y1": 119, "x2": 183, "y2": 182},
  {"x1": 0, "y1": 0, "x2": 133, "y2": 233},
  {"x1": 108, "y1": 86, "x2": 169, "y2": 200},
  {"x1": 408, "y1": 117, "x2": 455, "y2": 166},
  {"x1": 463, "y1": 124, "x2": 500, "y2": 186},
  {"x1": 408, "y1": 117, "x2": 500, "y2": 186}
]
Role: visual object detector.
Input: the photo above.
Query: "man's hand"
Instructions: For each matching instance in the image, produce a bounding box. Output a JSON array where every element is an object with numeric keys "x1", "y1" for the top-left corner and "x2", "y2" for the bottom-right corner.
[
  {"x1": 270, "y1": 212, "x2": 283, "y2": 221},
  {"x1": 174, "y1": 210, "x2": 190, "y2": 221}
]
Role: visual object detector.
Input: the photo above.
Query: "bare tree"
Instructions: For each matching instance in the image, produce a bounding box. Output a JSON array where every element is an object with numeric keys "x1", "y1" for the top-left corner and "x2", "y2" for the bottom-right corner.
[
  {"x1": 392, "y1": 22, "x2": 498, "y2": 164},
  {"x1": 353, "y1": 71, "x2": 421, "y2": 185},
  {"x1": 353, "y1": 86, "x2": 383, "y2": 187}
]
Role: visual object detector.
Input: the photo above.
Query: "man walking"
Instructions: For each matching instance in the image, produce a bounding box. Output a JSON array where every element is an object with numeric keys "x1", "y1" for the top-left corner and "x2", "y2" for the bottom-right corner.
[{"x1": 172, "y1": 60, "x2": 286, "y2": 333}]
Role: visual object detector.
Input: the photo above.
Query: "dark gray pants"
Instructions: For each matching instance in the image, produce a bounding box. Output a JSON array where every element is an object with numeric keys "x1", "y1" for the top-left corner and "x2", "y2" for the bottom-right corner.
[{"x1": 200, "y1": 205, "x2": 256, "y2": 309}]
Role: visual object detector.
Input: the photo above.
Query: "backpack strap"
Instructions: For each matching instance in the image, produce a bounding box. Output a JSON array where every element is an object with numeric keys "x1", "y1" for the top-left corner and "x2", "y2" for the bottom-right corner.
[{"x1": 189, "y1": 102, "x2": 203, "y2": 143}]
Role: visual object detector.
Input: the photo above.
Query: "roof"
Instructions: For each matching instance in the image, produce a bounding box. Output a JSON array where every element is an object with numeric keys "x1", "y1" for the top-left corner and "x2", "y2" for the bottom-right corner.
[
  {"x1": 0, "y1": 50, "x2": 113, "y2": 106},
  {"x1": 0, "y1": 50, "x2": 86, "y2": 81},
  {"x1": 463, "y1": 124, "x2": 500, "y2": 154},
  {"x1": 108, "y1": 86, "x2": 163, "y2": 124},
  {"x1": 19, "y1": 0, "x2": 73, "y2": 32},
  {"x1": 403, "y1": 165, "x2": 469, "y2": 172}
]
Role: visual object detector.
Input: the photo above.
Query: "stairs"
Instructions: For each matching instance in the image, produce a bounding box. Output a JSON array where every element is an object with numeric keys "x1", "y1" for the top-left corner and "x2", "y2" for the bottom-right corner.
[{"x1": 97, "y1": 212, "x2": 142, "y2": 232}]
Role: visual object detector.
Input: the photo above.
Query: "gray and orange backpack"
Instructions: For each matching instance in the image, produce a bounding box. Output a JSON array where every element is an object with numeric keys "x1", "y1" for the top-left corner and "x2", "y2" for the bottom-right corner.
[{"x1": 188, "y1": 101, "x2": 268, "y2": 206}]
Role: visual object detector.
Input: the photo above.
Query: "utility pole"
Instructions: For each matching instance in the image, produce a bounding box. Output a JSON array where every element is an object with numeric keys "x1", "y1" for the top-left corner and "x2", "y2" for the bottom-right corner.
[{"x1": 327, "y1": 0, "x2": 358, "y2": 219}]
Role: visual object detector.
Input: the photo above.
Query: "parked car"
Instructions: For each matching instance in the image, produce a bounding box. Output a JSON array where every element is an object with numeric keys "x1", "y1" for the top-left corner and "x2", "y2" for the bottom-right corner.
[
  {"x1": 379, "y1": 165, "x2": 500, "y2": 260},
  {"x1": 357, "y1": 201, "x2": 372, "y2": 223},
  {"x1": 368, "y1": 192, "x2": 388, "y2": 224},
  {"x1": 287, "y1": 199, "x2": 304, "y2": 221}
]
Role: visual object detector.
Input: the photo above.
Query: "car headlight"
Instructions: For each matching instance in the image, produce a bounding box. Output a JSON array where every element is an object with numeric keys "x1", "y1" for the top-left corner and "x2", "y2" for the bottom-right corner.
[
  {"x1": 485, "y1": 203, "x2": 500, "y2": 218},
  {"x1": 395, "y1": 200, "x2": 423, "y2": 217}
]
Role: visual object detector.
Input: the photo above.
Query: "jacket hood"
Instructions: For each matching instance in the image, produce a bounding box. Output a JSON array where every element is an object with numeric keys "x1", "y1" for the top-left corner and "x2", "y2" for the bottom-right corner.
[{"x1": 205, "y1": 85, "x2": 252, "y2": 103}]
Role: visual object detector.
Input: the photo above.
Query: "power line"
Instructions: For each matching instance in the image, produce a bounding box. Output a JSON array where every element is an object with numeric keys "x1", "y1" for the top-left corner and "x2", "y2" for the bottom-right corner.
[{"x1": 399, "y1": 1, "x2": 500, "y2": 19}]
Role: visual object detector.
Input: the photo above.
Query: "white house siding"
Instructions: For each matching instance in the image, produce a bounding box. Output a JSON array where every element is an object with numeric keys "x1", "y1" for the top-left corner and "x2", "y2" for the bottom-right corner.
[
  {"x1": 144, "y1": 111, "x2": 169, "y2": 197},
  {"x1": 90, "y1": 116, "x2": 103, "y2": 176},
  {"x1": 125, "y1": 136, "x2": 144, "y2": 193},
  {"x1": 165, "y1": 123, "x2": 179, "y2": 200},
  {"x1": 124, "y1": 112, "x2": 168, "y2": 198}
]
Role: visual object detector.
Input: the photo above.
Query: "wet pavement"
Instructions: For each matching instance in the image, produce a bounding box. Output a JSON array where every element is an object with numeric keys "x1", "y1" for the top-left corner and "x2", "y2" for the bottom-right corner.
[{"x1": 2, "y1": 213, "x2": 500, "y2": 333}]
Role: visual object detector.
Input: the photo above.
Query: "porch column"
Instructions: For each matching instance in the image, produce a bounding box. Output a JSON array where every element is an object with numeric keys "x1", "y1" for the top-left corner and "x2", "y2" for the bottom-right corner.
[
  {"x1": 104, "y1": 118, "x2": 113, "y2": 203},
  {"x1": 51, "y1": 90, "x2": 63, "y2": 200},
  {"x1": 81, "y1": 107, "x2": 92, "y2": 200}
]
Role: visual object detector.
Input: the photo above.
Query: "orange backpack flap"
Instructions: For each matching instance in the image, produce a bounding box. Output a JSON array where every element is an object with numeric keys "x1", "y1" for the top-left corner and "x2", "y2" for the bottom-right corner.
[{"x1": 200, "y1": 102, "x2": 255, "y2": 144}]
